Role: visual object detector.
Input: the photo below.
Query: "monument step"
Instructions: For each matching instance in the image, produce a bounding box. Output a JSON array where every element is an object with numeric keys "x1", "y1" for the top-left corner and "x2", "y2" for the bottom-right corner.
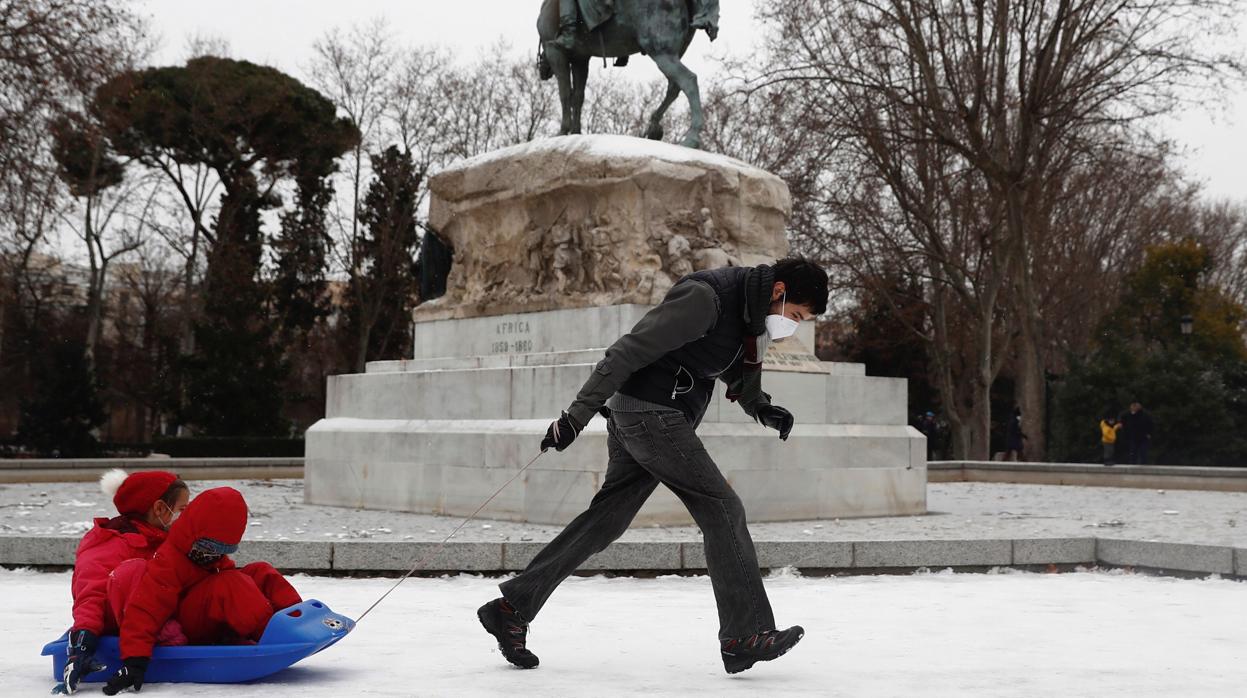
[
  {"x1": 305, "y1": 417, "x2": 925, "y2": 525},
  {"x1": 366, "y1": 351, "x2": 866, "y2": 376},
  {"x1": 366, "y1": 350, "x2": 609, "y2": 373},
  {"x1": 327, "y1": 365, "x2": 904, "y2": 425}
]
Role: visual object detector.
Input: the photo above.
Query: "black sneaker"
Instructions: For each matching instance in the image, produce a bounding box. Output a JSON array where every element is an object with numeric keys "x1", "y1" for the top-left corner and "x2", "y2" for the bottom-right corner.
[
  {"x1": 721, "y1": 626, "x2": 805, "y2": 674},
  {"x1": 478, "y1": 598, "x2": 539, "y2": 669}
]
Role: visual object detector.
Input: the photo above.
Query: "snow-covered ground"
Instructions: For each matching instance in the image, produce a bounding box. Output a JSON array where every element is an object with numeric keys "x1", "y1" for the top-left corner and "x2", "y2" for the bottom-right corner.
[
  {"x1": 3, "y1": 480, "x2": 1245, "y2": 546},
  {"x1": 3, "y1": 568, "x2": 1244, "y2": 697}
]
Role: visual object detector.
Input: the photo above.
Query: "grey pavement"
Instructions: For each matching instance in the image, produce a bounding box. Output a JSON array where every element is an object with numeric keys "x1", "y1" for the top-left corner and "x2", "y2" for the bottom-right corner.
[{"x1": 1, "y1": 479, "x2": 1243, "y2": 548}]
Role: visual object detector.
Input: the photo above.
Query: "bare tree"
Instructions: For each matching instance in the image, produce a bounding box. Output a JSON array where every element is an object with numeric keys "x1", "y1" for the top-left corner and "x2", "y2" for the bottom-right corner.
[
  {"x1": 48, "y1": 25, "x2": 155, "y2": 366},
  {"x1": 144, "y1": 161, "x2": 221, "y2": 354},
  {"x1": 307, "y1": 18, "x2": 395, "y2": 257},
  {"x1": 0, "y1": 0, "x2": 140, "y2": 278},
  {"x1": 1189, "y1": 200, "x2": 1247, "y2": 310},
  {"x1": 112, "y1": 241, "x2": 184, "y2": 437},
  {"x1": 0, "y1": 0, "x2": 144, "y2": 422},
  {"x1": 388, "y1": 46, "x2": 454, "y2": 185},
  {"x1": 55, "y1": 165, "x2": 159, "y2": 363},
  {"x1": 754, "y1": 0, "x2": 1244, "y2": 458},
  {"x1": 183, "y1": 32, "x2": 232, "y2": 59},
  {"x1": 578, "y1": 69, "x2": 662, "y2": 137}
]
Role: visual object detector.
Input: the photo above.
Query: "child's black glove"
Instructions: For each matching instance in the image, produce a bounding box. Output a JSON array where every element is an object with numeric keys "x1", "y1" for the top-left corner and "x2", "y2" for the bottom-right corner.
[
  {"x1": 52, "y1": 629, "x2": 103, "y2": 694},
  {"x1": 102, "y1": 656, "x2": 148, "y2": 695}
]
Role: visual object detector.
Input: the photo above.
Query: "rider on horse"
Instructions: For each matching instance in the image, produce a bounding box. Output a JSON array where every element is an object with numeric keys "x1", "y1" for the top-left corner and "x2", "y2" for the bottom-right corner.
[{"x1": 557, "y1": 0, "x2": 720, "y2": 48}]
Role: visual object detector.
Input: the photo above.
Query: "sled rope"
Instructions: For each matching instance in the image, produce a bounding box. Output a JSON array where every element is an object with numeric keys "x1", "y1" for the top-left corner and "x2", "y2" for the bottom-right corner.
[{"x1": 353, "y1": 449, "x2": 547, "y2": 624}]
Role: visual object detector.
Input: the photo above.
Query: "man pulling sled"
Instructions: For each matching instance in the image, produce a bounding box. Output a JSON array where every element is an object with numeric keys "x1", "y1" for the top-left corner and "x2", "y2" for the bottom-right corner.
[{"x1": 478, "y1": 257, "x2": 829, "y2": 674}]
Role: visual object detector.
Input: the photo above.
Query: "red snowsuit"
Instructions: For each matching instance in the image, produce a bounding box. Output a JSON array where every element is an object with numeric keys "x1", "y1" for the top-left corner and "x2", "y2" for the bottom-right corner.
[
  {"x1": 70, "y1": 517, "x2": 167, "y2": 635},
  {"x1": 118, "y1": 487, "x2": 301, "y2": 659}
]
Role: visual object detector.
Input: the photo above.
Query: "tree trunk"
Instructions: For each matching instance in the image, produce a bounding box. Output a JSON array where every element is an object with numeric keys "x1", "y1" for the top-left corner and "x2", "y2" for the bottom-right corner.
[
  {"x1": 83, "y1": 196, "x2": 101, "y2": 366},
  {"x1": 1008, "y1": 186, "x2": 1047, "y2": 461},
  {"x1": 84, "y1": 261, "x2": 104, "y2": 365},
  {"x1": 1015, "y1": 336, "x2": 1044, "y2": 460},
  {"x1": 354, "y1": 319, "x2": 370, "y2": 374},
  {"x1": 180, "y1": 214, "x2": 200, "y2": 354},
  {"x1": 972, "y1": 305, "x2": 995, "y2": 461}
]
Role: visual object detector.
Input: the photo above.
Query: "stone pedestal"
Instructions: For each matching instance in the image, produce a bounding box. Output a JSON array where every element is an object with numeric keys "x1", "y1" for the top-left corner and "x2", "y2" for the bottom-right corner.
[
  {"x1": 305, "y1": 136, "x2": 926, "y2": 525},
  {"x1": 415, "y1": 135, "x2": 791, "y2": 320},
  {"x1": 306, "y1": 303, "x2": 926, "y2": 524}
]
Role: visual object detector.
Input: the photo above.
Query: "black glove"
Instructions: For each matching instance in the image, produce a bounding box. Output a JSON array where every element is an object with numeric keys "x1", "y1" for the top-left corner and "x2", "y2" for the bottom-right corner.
[
  {"x1": 756, "y1": 404, "x2": 795, "y2": 440},
  {"x1": 541, "y1": 411, "x2": 582, "y2": 452},
  {"x1": 53, "y1": 629, "x2": 103, "y2": 694},
  {"x1": 102, "y1": 657, "x2": 148, "y2": 695}
]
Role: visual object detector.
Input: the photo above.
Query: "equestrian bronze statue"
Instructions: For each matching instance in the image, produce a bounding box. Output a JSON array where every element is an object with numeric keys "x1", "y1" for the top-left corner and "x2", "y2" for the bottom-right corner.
[{"x1": 537, "y1": 0, "x2": 719, "y2": 149}]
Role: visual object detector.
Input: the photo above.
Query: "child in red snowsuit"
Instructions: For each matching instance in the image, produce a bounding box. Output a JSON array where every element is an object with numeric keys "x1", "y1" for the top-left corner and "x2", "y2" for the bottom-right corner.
[
  {"x1": 102, "y1": 486, "x2": 302, "y2": 695},
  {"x1": 57, "y1": 470, "x2": 189, "y2": 694}
]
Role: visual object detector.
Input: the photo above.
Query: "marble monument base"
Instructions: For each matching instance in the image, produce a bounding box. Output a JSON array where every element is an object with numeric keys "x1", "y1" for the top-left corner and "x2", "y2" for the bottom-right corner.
[{"x1": 305, "y1": 305, "x2": 926, "y2": 525}]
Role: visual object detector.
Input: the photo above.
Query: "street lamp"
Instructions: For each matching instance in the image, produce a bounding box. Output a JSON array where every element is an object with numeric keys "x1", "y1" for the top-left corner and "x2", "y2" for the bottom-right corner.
[{"x1": 1180, "y1": 314, "x2": 1194, "y2": 337}]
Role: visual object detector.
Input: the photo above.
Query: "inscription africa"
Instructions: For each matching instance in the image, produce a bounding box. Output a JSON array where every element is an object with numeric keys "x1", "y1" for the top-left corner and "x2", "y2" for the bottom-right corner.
[{"x1": 492, "y1": 320, "x2": 535, "y2": 354}]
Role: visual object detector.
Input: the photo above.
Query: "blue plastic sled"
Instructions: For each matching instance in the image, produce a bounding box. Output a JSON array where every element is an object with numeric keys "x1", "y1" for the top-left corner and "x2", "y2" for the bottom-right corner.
[{"x1": 42, "y1": 599, "x2": 354, "y2": 685}]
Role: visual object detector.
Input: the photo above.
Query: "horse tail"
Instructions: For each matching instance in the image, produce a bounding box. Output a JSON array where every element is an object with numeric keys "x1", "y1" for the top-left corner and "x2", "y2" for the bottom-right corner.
[{"x1": 537, "y1": 42, "x2": 553, "y2": 81}]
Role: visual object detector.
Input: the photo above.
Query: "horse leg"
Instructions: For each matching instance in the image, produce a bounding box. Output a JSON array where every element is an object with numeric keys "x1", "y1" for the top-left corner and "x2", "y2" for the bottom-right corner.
[
  {"x1": 571, "y1": 56, "x2": 589, "y2": 135},
  {"x1": 649, "y1": 54, "x2": 704, "y2": 149},
  {"x1": 545, "y1": 43, "x2": 574, "y2": 135},
  {"x1": 645, "y1": 81, "x2": 681, "y2": 141}
]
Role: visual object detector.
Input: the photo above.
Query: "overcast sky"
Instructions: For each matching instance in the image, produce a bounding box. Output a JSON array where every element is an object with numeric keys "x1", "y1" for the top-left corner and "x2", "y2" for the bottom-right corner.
[{"x1": 137, "y1": 0, "x2": 1246, "y2": 202}]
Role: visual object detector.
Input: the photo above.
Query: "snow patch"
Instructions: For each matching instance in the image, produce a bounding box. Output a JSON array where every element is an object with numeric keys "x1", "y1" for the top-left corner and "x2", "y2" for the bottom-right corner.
[
  {"x1": 437, "y1": 134, "x2": 773, "y2": 179},
  {"x1": 7, "y1": 570, "x2": 1247, "y2": 696},
  {"x1": 58, "y1": 500, "x2": 96, "y2": 508}
]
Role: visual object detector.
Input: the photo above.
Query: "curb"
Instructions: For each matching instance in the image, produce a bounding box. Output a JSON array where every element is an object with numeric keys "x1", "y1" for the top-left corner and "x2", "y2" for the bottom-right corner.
[
  {"x1": 2, "y1": 535, "x2": 1242, "y2": 578},
  {"x1": 929, "y1": 461, "x2": 1247, "y2": 492},
  {"x1": 0, "y1": 458, "x2": 303, "y2": 484}
]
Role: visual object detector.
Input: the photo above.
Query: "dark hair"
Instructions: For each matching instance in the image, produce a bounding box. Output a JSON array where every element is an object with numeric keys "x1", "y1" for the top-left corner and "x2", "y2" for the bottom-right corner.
[
  {"x1": 773, "y1": 256, "x2": 829, "y2": 315},
  {"x1": 159, "y1": 479, "x2": 189, "y2": 507}
]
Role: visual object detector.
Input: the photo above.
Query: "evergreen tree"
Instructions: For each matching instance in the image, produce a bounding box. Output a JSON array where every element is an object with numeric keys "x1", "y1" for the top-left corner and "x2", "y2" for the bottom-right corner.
[
  {"x1": 834, "y1": 276, "x2": 938, "y2": 416},
  {"x1": 1051, "y1": 241, "x2": 1247, "y2": 465},
  {"x1": 344, "y1": 146, "x2": 423, "y2": 372},
  {"x1": 270, "y1": 173, "x2": 336, "y2": 431},
  {"x1": 272, "y1": 175, "x2": 334, "y2": 345},
  {"x1": 18, "y1": 337, "x2": 106, "y2": 456},
  {"x1": 180, "y1": 180, "x2": 289, "y2": 436},
  {"x1": 91, "y1": 57, "x2": 359, "y2": 436}
]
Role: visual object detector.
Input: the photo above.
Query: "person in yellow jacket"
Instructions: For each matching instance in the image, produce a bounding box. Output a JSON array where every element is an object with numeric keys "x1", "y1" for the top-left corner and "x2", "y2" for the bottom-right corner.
[{"x1": 1100, "y1": 416, "x2": 1122, "y2": 466}]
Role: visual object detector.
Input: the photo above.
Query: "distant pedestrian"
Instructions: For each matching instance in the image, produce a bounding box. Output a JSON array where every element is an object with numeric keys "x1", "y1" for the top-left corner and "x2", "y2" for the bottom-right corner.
[
  {"x1": 916, "y1": 411, "x2": 939, "y2": 459},
  {"x1": 1099, "y1": 416, "x2": 1121, "y2": 466},
  {"x1": 1119, "y1": 402, "x2": 1154, "y2": 464},
  {"x1": 1004, "y1": 406, "x2": 1026, "y2": 461}
]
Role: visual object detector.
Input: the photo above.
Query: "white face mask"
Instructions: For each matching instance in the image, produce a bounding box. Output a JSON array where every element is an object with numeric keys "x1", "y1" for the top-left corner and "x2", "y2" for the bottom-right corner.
[
  {"x1": 155, "y1": 502, "x2": 179, "y2": 531},
  {"x1": 765, "y1": 293, "x2": 800, "y2": 341}
]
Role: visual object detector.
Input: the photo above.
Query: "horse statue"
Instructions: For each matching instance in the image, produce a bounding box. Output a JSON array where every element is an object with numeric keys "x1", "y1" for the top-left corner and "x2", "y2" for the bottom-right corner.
[{"x1": 536, "y1": 0, "x2": 712, "y2": 149}]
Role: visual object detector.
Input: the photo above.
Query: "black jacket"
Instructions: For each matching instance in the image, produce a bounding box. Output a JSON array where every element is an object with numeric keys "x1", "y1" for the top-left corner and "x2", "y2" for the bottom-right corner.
[
  {"x1": 1120, "y1": 410, "x2": 1154, "y2": 442},
  {"x1": 566, "y1": 265, "x2": 774, "y2": 428}
]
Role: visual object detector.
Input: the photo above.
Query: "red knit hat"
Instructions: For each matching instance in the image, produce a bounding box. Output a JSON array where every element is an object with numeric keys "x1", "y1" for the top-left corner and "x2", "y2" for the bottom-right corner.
[{"x1": 100, "y1": 469, "x2": 179, "y2": 516}]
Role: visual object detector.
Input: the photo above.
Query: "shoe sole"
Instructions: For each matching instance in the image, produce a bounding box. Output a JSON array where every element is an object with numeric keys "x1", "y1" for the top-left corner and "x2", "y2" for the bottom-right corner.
[
  {"x1": 478, "y1": 606, "x2": 539, "y2": 670},
  {"x1": 723, "y1": 630, "x2": 805, "y2": 674}
]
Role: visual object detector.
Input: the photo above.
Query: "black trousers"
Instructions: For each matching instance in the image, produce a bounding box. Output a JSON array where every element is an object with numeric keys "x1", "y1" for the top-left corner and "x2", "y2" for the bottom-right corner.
[
  {"x1": 499, "y1": 409, "x2": 775, "y2": 639},
  {"x1": 1127, "y1": 439, "x2": 1150, "y2": 465}
]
